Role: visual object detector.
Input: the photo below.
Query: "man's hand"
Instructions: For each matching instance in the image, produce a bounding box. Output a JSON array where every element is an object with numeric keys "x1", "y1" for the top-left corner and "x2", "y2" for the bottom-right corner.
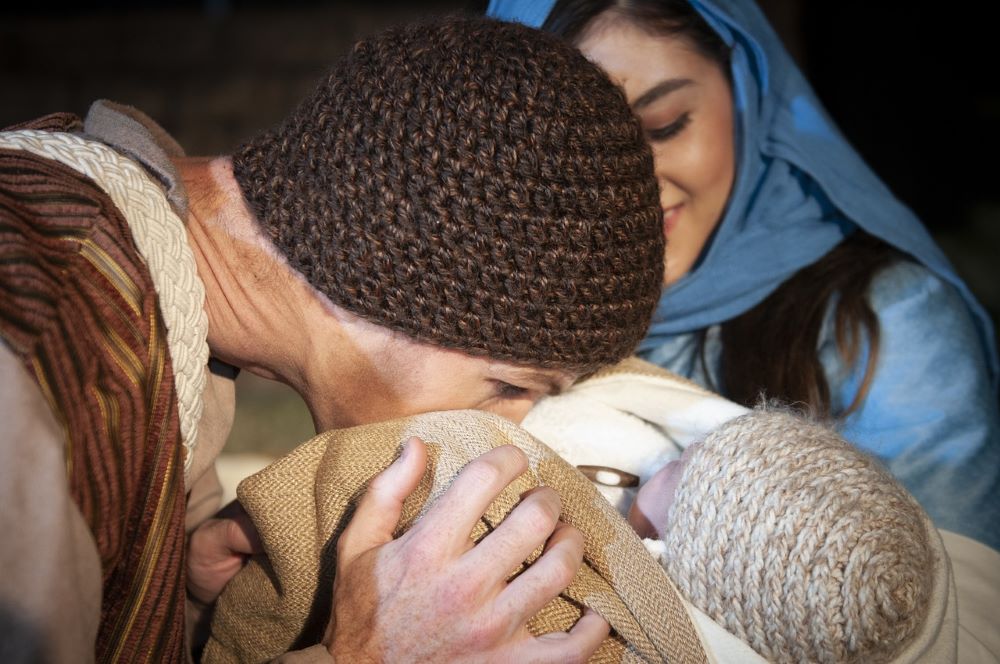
[
  {"x1": 324, "y1": 437, "x2": 609, "y2": 662},
  {"x1": 187, "y1": 500, "x2": 263, "y2": 606}
]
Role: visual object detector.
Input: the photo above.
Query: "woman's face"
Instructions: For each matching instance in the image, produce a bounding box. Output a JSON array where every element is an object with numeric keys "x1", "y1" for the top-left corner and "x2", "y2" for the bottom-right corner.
[{"x1": 577, "y1": 11, "x2": 736, "y2": 286}]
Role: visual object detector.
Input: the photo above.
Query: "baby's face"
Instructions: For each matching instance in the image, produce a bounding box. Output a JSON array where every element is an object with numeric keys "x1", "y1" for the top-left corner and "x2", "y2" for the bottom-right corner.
[{"x1": 627, "y1": 442, "x2": 701, "y2": 539}]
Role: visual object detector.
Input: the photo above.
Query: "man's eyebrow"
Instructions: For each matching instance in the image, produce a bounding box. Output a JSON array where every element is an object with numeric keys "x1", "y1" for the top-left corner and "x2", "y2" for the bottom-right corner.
[
  {"x1": 632, "y1": 78, "x2": 694, "y2": 111},
  {"x1": 537, "y1": 374, "x2": 567, "y2": 396}
]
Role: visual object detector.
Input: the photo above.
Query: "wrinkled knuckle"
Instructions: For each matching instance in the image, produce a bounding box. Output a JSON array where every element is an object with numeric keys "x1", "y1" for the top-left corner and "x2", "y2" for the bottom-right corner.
[
  {"x1": 519, "y1": 495, "x2": 559, "y2": 538},
  {"x1": 499, "y1": 444, "x2": 528, "y2": 466},
  {"x1": 534, "y1": 486, "x2": 561, "y2": 513},
  {"x1": 465, "y1": 456, "x2": 507, "y2": 488},
  {"x1": 464, "y1": 613, "x2": 504, "y2": 646},
  {"x1": 502, "y1": 446, "x2": 529, "y2": 476},
  {"x1": 435, "y1": 576, "x2": 479, "y2": 614},
  {"x1": 549, "y1": 546, "x2": 581, "y2": 588},
  {"x1": 395, "y1": 535, "x2": 433, "y2": 571},
  {"x1": 367, "y1": 471, "x2": 394, "y2": 496},
  {"x1": 560, "y1": 524, "x2": 585, "y2": 552}
]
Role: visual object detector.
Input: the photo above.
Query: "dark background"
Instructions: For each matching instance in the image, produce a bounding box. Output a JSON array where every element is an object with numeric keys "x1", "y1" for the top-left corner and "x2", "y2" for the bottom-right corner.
[{"x1": 3, "y1": 1, "x2": 996, "y2": 453}]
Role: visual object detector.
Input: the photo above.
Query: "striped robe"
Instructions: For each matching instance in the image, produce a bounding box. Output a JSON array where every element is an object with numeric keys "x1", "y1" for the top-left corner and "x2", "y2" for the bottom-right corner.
[{"x1": 0, "y1": 113, "x2": 188, "y2": 662}]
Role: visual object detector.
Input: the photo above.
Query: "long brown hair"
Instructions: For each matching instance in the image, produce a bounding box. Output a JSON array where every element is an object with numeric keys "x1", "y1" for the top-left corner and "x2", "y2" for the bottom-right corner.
[
  {"x1": 545, "y1": 0, "x2": 895, "y2": 417},
  {"x1": 717, "y1": 232, "x2": 895, "y2": 417}
]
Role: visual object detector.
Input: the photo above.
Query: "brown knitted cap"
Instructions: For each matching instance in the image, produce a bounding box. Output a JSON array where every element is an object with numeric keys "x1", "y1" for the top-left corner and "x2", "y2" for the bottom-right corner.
[
  {"x1": 232, "y1": 16, "x2": 663, "y2": 374},
  {"x1": 661, "y1": 410, "x2": 934, "y2": 664}
]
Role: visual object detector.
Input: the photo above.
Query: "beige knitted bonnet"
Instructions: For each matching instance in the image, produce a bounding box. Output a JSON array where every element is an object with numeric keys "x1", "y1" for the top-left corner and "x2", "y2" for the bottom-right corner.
[{"x1": 660, "y1": 409, "x2": 935, "y2": 663}]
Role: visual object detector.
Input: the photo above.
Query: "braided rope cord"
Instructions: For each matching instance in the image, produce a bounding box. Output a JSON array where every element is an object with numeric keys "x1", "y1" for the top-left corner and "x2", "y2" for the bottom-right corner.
[{"x1": 0, "y1": 130, "x2": 209, "y2": 481}]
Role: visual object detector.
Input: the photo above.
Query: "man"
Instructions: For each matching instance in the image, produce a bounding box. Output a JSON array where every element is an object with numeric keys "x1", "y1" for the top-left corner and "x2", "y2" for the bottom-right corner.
[{"x1": 0, "y1": 16, "x2": 663, "y2": 662}]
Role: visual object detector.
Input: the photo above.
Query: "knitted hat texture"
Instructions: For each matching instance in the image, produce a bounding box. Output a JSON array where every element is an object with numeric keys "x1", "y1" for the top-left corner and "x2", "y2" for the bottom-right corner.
[
  {"x1": 232, "y1": 16, "x2": 664, "y2": 373},
  {"x1": 662, "y1": 410, "x2": 934, "y2": 663}
]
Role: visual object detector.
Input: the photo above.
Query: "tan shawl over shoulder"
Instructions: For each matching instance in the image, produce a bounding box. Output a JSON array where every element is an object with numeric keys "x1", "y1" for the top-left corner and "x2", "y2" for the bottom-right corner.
[{"x1": 205, "y1": 410, "x2": 708, "y2": 663}]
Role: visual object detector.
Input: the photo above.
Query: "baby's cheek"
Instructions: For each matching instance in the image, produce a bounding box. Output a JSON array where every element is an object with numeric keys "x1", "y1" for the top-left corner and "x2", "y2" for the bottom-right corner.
[{"x1": 628, "y1": 460, "x2": 684, "y2": 539}]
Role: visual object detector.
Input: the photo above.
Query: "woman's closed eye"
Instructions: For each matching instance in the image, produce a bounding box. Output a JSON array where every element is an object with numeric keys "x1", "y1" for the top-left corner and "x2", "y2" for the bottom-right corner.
[{"x1": 646, "y1": 112, "x2": 691, "y2": 142}]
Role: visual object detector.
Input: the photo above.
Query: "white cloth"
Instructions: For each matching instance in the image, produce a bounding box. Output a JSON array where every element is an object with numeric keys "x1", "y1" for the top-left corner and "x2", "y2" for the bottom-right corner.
[
  {"x1": 522, "y1": 359, "x2": 983, "y2": 663},
  {"x1": 523, "y1": 362, "x2": 746, "y2": 513},
  {"x1": 942, "y1": 530, "x2": 1000, "y2": 663}
]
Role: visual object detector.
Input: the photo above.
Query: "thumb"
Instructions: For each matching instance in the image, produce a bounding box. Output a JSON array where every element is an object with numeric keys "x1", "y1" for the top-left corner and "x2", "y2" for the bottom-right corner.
[
  {"x1": 222, "y1": 504, "x2": 264, "y2": 556},
  {"x1": 212, "y1": 500, "x2": 264, "y2": 556},
  {"x1": 336, "y1": 437, "x2": 428, "y2": 565}
]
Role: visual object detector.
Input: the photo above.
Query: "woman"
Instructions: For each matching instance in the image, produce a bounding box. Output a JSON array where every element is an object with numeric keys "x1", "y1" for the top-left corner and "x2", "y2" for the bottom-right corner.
[{"x1": 488, "y1": 0, "x2": 1000, "y2": 551}]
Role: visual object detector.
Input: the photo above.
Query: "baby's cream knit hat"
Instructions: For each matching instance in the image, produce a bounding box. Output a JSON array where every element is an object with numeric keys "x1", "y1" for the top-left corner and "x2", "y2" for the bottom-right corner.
[{"x1": 661, "y1": 409, "x2": 934, "y2": 663}]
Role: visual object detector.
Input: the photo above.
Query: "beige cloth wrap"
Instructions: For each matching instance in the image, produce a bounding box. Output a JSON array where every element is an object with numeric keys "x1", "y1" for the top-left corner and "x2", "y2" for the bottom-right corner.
[{"x1": 203, "y1": 410, "x2": 708, "y2": 663}]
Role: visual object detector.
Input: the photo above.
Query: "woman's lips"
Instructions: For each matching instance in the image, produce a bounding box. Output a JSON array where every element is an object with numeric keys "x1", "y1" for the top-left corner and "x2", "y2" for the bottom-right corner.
[{"x1": 663, "y1": 203, "x2": 684, "y2": 236}]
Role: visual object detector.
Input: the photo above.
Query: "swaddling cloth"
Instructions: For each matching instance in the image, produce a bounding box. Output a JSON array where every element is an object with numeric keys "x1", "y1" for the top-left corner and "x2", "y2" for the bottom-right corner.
[{"x1": 522, "y1": 358, "x2": 746, "y2": 514}]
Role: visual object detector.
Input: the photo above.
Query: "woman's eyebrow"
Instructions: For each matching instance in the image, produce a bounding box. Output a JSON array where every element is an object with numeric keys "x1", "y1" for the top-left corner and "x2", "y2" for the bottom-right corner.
[{"x1": 632, "y1": 78, "x2": 694, "y2": 111}]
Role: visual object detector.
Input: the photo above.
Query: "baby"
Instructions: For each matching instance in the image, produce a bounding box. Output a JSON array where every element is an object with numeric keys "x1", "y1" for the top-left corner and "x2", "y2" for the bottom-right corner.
[
  {"x1": 520, "y1": 360, "x2": 938, "y2": 662},
  {"x1": 628, "y1": 409, "x2": 935, "y2": 664}
]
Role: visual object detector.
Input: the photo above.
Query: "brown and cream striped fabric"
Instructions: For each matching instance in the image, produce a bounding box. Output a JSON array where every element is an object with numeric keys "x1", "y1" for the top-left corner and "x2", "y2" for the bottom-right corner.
[{"x1": 0, "y1": 115, "x2": 188, "y2": 662}]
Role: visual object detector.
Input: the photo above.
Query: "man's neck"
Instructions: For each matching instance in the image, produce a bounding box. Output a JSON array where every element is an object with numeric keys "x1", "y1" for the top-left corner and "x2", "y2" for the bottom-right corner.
[{"x1": 176, "y1": 156, "x2": 312, "y2": 389}]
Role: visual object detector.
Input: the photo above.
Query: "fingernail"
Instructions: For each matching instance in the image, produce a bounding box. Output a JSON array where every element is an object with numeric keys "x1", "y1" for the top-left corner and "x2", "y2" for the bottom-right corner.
[{"x1": 399, "y1": 436, "x2": 416, "y2": 461}]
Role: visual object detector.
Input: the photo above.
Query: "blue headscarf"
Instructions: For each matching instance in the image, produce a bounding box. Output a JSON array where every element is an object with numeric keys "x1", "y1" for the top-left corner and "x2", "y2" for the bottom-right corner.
[{"x1": 488, "y1": 0, "x2": 998, "y2": 386}]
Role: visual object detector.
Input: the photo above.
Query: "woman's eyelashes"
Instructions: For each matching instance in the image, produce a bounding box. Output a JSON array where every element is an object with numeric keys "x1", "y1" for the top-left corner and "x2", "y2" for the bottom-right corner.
[{"x1": 646, "y1": 112, "x2": 691, "y2": 142}]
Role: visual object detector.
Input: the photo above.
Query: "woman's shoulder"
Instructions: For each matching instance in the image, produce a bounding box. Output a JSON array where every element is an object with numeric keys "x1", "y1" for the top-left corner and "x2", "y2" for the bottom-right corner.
[
  {"x1": 818, "y1": 256, "x2": 989, "y2": 411},
  {"x1": 865, "y1": 259, "x2": 974, "y2": 329},
  {"x1": 828, "y1": 258, "x2": 1000, "y2": 550},
  {"x1": 868, "y1": 258, "x2": 953, "y2": 301}
]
